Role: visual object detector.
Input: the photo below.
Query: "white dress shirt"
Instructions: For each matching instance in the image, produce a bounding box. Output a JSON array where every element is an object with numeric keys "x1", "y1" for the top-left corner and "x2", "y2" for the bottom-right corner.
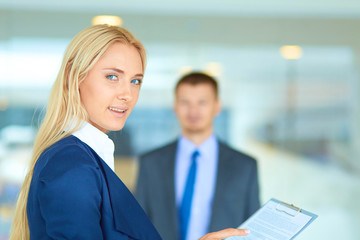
[{"x1": 72, "y1": 122, "x2": 115, "y2": 172}]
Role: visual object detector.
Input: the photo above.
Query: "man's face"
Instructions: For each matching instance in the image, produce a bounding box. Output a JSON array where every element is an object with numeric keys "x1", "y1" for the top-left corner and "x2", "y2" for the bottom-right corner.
[{"x1": 174, "y1": 83, "x2": 221, "y2": 135}]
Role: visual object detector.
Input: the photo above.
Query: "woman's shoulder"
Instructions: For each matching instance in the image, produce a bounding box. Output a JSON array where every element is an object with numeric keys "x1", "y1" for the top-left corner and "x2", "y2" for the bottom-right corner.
[
  {"x1": 42, "y1": 135, "x2": 94, "y2": 162},
  {"x1": 35, "y1": 135, "x2": 101, "y2": 181}
]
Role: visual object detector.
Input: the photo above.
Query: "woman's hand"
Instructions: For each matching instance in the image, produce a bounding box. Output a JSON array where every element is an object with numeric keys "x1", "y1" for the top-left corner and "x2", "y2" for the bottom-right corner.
[{"x1": 199, "y1": 228, "x2": 250, "y2": 240}]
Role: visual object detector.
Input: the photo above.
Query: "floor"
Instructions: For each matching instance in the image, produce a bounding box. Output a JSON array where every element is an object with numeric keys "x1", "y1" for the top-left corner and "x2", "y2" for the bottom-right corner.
[{"x1": 243, "y1": 139, "x2": 360, "y2": 240}]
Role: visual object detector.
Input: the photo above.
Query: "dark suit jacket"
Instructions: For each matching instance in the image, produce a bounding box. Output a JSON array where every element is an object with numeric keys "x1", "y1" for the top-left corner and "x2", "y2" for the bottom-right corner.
[
  {"x1": 135, "y1": 139, "x2": 260, "y2": 240},
  {"x1": 27, "y1": 135, "x2": 162, "y2": 240}
]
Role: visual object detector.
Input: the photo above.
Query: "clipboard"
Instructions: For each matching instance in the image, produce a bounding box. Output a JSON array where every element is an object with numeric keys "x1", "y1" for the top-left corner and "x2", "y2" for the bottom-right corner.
[{"x1": 226, "y1": 198, "x2": 318, "y2": 240}]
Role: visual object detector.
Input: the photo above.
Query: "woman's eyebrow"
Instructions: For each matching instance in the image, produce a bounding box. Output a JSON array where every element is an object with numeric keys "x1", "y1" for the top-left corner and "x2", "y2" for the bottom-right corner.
[
  {"x1": 134, "y1": 73, "x2": 144, "y2": 78},
  {"x1": 103, "y1": 68, "x2": 143, "y2": 78},
  {"x1": 103, "y1": 67, "x2": 124, "y2": 73}
]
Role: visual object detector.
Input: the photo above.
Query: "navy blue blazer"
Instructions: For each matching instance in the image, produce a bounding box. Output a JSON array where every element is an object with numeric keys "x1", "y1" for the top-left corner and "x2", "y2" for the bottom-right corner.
[{"x1": 27, "y1": 135, "x2": 161, "y2": 240}]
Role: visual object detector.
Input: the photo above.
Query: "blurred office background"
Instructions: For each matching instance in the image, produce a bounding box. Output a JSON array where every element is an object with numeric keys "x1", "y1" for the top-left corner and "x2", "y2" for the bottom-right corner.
[{"x1": 1, "y1": 0, "x2": 360, "y2": 239}]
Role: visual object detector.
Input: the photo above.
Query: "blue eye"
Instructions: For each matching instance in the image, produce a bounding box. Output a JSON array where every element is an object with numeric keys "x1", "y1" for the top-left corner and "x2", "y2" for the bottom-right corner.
[
  {"x1": 106, "y1": 75, "x2": 117, "y2": 80},
  {"x1": 131, "y1": 79, "x2": 142, "y2": 85}
]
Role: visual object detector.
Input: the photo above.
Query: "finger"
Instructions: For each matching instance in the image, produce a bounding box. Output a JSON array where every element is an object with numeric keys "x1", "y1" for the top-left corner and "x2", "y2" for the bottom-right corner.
[
  {"x1": 213, "y1": 228, "x2": 250, "y2": 238},
  {"x1": 199, "y1": 228, "x2": 250, "y2": 240}
]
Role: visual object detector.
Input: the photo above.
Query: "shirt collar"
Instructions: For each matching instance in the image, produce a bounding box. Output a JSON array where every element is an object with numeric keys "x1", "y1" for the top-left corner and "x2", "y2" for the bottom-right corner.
[
  {"x1": 72, "y1": 122, "x2": 115, "y2": 171},
  {"x1": 179, "y1": 135, "x2": 217, "y2": 158}
]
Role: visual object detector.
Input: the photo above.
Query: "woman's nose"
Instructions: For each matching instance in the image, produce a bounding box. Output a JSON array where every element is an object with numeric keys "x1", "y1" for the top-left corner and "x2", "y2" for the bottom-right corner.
[{"x1": 116, "y1": 82, "x2": 132, "y2": 102}]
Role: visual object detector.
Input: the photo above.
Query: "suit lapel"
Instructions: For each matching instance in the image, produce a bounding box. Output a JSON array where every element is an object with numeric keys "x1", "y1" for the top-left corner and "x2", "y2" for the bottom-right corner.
[
  {"x1": 160, "y1": 141, "x2": 179, "y2": 238},
  {"x1": 208, "y1": 142, "x2": 232, "y2": 232}
]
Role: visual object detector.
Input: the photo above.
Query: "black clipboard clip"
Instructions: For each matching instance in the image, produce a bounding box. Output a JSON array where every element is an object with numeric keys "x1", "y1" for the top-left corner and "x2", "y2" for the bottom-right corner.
[{"x1": 275, "y1": 201, "x2": 302, "y2": 217}]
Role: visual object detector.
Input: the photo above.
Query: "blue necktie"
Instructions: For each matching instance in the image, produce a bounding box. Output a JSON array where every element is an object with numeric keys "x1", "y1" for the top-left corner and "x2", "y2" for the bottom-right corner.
[{"x1": 179, "y1": 150, "x2": 199, "y2": 240}]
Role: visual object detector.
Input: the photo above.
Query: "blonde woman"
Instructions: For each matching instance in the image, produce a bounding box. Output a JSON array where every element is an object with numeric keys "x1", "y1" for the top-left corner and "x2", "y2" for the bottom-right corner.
[{"x1": 10, "y1": 24, "x2": 249, "y2": 240}]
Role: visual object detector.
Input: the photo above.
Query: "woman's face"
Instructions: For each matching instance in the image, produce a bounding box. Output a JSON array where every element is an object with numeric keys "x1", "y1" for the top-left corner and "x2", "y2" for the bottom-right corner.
[{"x1": 79, "y1": 42, "x2": 143, "y2": 133}]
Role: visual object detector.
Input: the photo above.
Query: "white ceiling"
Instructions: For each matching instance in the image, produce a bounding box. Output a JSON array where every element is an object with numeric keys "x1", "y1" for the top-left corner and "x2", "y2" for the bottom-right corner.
[{"x1": 1, "y1": 0, "x2": 360, "y2": 18}]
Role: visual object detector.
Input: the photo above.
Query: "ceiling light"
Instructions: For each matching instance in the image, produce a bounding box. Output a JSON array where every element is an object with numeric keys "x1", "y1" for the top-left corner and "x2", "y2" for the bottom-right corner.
[
  {"x1": 280, "y1": 45, "x2": 303, "y2": 60},
  {"x1": 179, "y1": 66, "x2": 193, "y2": 76},
  {"x1": 204, "y1": 62, "x2": 223, "y2": 77},
  {"x1": 92, "y1": 15, "x2": 122, "y2": 27}
]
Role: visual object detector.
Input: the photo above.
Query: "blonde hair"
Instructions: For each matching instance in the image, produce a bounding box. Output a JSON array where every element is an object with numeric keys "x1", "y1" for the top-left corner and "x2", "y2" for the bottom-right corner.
[{"x1": 10, "y1": 24, "x2": 146, "y2": 240}]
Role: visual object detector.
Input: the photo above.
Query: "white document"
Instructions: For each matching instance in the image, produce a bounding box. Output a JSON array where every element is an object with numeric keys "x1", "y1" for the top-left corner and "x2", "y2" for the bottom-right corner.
[{"x1": 226, "y1": 198, "x2": 317, "y2": 240}]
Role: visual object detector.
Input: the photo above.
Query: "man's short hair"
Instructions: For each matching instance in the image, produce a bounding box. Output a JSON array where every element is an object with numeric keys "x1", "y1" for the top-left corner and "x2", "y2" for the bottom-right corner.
[{"x1": 175, "y1": 72, "x2": 219, "y2": 98}]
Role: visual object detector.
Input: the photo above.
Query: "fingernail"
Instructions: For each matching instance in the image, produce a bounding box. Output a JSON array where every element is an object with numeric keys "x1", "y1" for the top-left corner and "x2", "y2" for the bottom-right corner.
[{"x1": 244, "y1": 229, "x2": 250, "y2": 234}]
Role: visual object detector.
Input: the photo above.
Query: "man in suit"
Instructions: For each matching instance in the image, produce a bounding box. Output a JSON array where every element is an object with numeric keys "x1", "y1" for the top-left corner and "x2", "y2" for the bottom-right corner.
[{"x1": 135, "y1": 72, "x2": 260, "y2": 240}]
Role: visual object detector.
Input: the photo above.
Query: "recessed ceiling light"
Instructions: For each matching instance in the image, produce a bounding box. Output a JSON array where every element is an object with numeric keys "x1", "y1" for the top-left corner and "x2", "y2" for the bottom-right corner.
[
  {"x1": 92, "y1": 15, "x2": 122, "y2": 27},
  {"x1": 280, "y1": 45, "x2": 303, "y2": 60}
]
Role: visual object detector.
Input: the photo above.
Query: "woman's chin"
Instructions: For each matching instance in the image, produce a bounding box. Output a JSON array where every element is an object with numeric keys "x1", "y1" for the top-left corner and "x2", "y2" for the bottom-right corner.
[
  {"x1": 106, "y1": 124, "x2": 125, "y2": 132},
  {"x1": 89, "y1": 122, "x2": 125, "y2": 133}
]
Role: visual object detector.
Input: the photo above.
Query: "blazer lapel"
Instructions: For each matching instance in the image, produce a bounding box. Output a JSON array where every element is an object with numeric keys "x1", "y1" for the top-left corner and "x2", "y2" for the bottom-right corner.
[{"x1": 93, "y1": 151, "x2": 162, "y2": 239}]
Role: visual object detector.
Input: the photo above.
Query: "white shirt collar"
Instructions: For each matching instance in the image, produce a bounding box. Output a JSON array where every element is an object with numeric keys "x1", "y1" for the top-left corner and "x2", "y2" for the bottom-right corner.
[{"x1": 72, "y1": 122, "x2": 115, "y2": 171}]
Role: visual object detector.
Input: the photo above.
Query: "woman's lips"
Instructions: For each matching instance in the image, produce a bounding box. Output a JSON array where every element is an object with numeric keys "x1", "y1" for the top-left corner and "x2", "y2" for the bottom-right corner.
[{"x1": 108, "y1": 106, "x2": 128, "y2": 117}]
